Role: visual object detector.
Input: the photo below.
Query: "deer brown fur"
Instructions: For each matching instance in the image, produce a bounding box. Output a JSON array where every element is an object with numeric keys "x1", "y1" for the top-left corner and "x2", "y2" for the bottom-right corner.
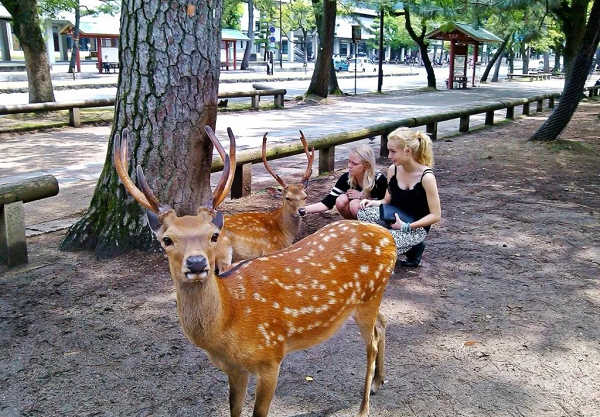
[{"x1": 113, "y1": 128, "x2": 397, "y2": 417}]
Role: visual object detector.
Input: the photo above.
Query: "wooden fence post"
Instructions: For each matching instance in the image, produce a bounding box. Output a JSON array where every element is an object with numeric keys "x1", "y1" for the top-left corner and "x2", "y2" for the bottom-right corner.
[
  {"x1": 380, "y1": 134, "x2": 388, "y2": 157},
  {"x1": 0, "y1": 201, "x2": 28, "y2": 267},
  {"x1": 251, "y1": 95, "x2": 260, "y2": 110},
  {"x1": 319, "y1": 146, "x2": 335, "y2": 174},
  {"x1": 523, "y1": 102, "x2": 530, "y2": 116},
  {"x1": 537, "y1": 99, "x2": 543, "y2": 112},
  {"x1": 459, "y1": 115, "x2": 470, "y2": 133},
  {"x1": 506, "y1": 106, "x2": 515, "y2": 119},
  {"x1": 69, "y1": 107, "x2": 81, "y2": 127},
  {"x1": 426, "y1": 122, "x2": 438, "y2": 140},
  {"x1": 549, "y1": 97, "x2": 555, "y2": 108},
  {"x1": 485, "y1": 110, "x2": 494, "y2": 126},
  {"x1": 231, "y1": 163, "x2": 252, "y2": 199}
]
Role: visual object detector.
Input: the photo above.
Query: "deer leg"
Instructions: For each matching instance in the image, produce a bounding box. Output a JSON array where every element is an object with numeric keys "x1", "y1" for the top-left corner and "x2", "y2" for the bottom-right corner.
[
  {"x1": 228, "y1": 370, "x2": 250, "y2": 417},
  {"x1": 252, "y1": 364, "x2": 281, "y2": 417},
  {"x1": 371, "y1": 313, "x2": 387, "y2": 392},
  {"x1": 353, "y1": 306, "x2": 381, "y2": 417}
]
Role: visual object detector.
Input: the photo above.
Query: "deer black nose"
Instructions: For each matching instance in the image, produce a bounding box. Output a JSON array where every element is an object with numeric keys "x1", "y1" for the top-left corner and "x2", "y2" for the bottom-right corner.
[
  {"x1": 298, "y1": 208, "x2": 306, "y2": 217},
  {"x1": 186, "y1": 256, "x2": 208, "y2": 273}
]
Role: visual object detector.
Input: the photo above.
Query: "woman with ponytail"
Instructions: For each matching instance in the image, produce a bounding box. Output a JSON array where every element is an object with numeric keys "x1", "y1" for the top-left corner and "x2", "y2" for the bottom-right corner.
[{"x1": 358, "y1": 128, "x2": 441, "y2": 267}]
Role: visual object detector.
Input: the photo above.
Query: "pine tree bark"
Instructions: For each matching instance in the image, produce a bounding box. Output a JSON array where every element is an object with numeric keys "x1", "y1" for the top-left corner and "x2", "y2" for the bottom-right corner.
[
  {"x1": 530, "y1": 0, "x2": 600, "y2": 141},
  {"x1": 480, "y1": 34, "x2": 510, "y2": 83},
  {"x1": 61, "y1": 0, "x2": 222, "y2": 258},
  {"x1": 404, "y1": 7, "x2": 435, "y2": 89},
  {"x1": 241, "y1": 0, "x2": 254, "y2": 70},
  {"x1": 1, "y1": 0, "x2": 55, "y2": 103},
  {"x1": 552, "y1": 0, "x2": 589, "y2": 79},
  {"x1": 68, "y1": 2, "x2": 81, "y2": 73},
  {"x1": 306, "y1": 0, "x2": 336, "y2": 98}
]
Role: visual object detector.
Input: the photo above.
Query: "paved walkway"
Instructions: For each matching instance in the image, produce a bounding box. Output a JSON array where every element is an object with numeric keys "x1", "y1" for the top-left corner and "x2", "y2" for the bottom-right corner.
[{"x1": 0, "y1": 70, "x2": 582, "y2": 236}]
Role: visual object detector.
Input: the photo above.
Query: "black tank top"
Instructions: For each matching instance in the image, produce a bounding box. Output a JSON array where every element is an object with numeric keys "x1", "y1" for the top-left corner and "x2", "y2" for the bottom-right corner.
[{"x1": 388, "y1": 167, "x2": 433, "y2": 232}]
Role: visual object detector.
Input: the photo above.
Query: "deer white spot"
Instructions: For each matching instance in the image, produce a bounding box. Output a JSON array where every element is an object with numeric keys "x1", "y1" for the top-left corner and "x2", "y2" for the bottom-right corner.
[
  {"x1": 369, "y1": 280, "x2": 375, "y2": 289},
  {"x1": 294, "y1": 268, "x2": 302, "y2": 275},
  {"x1": 360, "y1": 265, "x2": 369, "y2": 274},
  {"x1": 273, "y1": 302, "x2": 280, "y2": 309},
  {"x1": 253, "y1": 293, "x2": 267, "y2": 303},
  {"x1": 245, "y1": 307, "x2": 252, "y2": 313},
  {"x1": 375, "y1": 246, "x2": 381, "y2": 255},
  {"x1": 318, "y1": 245, "x2": 325, "y2": 251},
  {"x1": 327, "y1": 291, "x2": 336, "y2": 297},
  {"x1": 321, "y1": 269, "x2": 331, "y2": 275},
  {"x1": 277, "y1": 335, "x2": 285, "y2": 342},
  {"x1": 375, "y1": 270, "x2": 381, "y2": 278},
  {"x1": 261, "y1": 275, "x2": 269, "y2": 281},
  {"x1": 361, "y1": 242, "x2": 372, "y2": 252},
  {"x1": 285, "y1": 267, "x2": 291, "y2": 272},
  {"x1": 323, "y1": 235, "x2": 331, "y2": 242},
  {"x1": 328, "y1": 299, "x2": 337, "y2": 305},
  {"x1": 312, "y1": 295, "x2": 319, "y2": 301},
  {"x1": 258, "y1": 324, "x2": 271, "y2": 346},
  {"x1": 350, "y1": 238, "x2": 359, "y2": 246},
  {"x1": 295, "y1": 291, "x2": 303, "y2": 297}
]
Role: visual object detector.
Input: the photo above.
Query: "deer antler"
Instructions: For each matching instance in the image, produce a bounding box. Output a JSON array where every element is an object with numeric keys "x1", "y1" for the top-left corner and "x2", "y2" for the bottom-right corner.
[
  {"x1": 299, "y1": 130, "x2": 314, "y2": 186},
  {"x1": 113, "y1": 130, "x2": 171, "y2": 215},
  {"x1": 204, "y1": 126, "x2": 236, "y2": 210},
  {"x1": 262, "y1": 132, "x2": 287, "y2": 188}
]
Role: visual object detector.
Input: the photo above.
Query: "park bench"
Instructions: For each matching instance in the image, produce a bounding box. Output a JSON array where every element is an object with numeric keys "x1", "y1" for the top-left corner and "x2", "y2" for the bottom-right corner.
[
  {"x1": 445, "y1": 75, "x2": 468, "y2": 89},
  {"x1": 507, "y1": 73, "x2": 552, "y2": 81},
  {"x1": 0, "y1": 175, "x2": 59, "y2": 267},
  {"x1": 95, "y1": 62, "x2": 120, "y2": 73}
]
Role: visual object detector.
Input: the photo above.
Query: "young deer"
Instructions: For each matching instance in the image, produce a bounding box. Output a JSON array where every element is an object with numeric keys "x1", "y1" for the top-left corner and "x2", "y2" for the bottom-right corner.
[
  {"x1": 114, "y1": 128, "x2": 397, "y2": 417},
  {"x1": 206, "y1": 128, "x2": 315, "y2": 272}
]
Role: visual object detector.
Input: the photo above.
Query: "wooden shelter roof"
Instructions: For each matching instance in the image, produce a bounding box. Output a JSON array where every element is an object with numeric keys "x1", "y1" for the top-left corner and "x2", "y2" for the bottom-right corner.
[{"x1": 426, "y1": 22, "x2": 503, "y2": 43}]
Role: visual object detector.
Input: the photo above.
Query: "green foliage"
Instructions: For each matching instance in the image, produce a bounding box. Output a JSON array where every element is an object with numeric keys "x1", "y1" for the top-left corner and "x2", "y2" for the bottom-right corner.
[
  {"x1": 222, "y1": 0, "x2": 244, "y2": 30},
  {"x1": 282, "y1": 0, "x2": 316, "y2": 34},
  {"x1": 40, "y1": 0, "x2": 120, "y2": 18}
]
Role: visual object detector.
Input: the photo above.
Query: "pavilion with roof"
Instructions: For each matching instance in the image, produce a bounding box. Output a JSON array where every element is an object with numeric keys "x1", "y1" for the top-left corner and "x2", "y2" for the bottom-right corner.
[{"x1": 426, "y1": 22, "x2": 503, "y2": 89}]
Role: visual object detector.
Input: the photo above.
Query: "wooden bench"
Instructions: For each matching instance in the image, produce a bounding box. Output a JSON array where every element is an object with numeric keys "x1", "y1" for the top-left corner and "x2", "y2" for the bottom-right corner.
[
  {"x1": 507, "y1": 73, "x2": 552, "y2": 81},
  {"x1": 1, "y1": 175, "x2": 59, "y2": 267},
  {"x1": 96, "y1": 62, "x2": 120, "y2": 73}
]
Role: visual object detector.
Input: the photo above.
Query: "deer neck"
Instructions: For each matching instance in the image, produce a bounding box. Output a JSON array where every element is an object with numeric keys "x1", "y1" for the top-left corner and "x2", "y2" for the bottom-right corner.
[
  {"x1": 174, "y1": 276, "x2": 224, "y2": 348},
  {"x1": 275, "y1": 206, "x2": 302, "y2": 245}
]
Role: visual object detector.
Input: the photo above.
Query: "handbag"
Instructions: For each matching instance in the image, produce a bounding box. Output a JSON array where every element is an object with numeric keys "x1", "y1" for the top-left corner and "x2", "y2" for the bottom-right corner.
[{"x1": 379, "y1": 204, "x2": 415, "y2": 224}]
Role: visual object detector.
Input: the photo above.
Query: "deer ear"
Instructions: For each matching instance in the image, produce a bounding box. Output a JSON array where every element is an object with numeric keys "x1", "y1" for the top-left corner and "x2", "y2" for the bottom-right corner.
[
  {"x1": 212, "y1": 210, "x2": 224, "y2": 230},
  {"x1": 146, "y1": 209, "x2": 161, "y2": 233},
  {"x1": 266, "y1": 186, "x2": 282, "y2": 199}
]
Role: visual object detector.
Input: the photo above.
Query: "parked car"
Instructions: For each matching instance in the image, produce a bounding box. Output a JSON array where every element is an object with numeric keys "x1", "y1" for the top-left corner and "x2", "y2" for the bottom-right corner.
[
  {"x1": 348, "y1": 57, "x2": 377, "y2": 73},
  {"x1": 333, "y1": 58, "x2": 349, "y2": 72}
]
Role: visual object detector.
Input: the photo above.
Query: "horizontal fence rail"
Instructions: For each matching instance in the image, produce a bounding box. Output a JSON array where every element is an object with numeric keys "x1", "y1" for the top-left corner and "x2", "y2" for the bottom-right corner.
[
  {"x1": 211, "y1": 86, "x2": 599, "y2": 198},
  {"x1": 0, "y1": 89, "x2": 287, "y2": 127}
]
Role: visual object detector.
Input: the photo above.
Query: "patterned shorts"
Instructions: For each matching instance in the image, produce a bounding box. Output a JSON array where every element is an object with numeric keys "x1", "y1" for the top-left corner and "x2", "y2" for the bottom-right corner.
[{"x1": 357, "y1": 206, "x2": 427, "y2": 256}]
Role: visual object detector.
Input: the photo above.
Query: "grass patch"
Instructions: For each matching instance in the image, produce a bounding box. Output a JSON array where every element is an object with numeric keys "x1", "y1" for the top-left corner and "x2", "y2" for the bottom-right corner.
[
  {"x1": 544, "y1": 139, "x2": 598, "y2": 154},
  {"x1": 0, "y1": 108, "x2": 114, "y2": 133}
]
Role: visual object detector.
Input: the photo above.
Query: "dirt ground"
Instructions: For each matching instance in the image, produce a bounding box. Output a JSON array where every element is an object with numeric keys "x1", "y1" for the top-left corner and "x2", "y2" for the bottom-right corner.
[{"x1": 1, "y1": 101, "x2": 599, "y2": 417}]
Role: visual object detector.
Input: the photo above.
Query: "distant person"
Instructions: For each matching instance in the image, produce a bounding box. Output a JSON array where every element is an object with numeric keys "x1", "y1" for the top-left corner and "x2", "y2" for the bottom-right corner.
[
  {"x1": 102, "y1": 55, "x2": 110, "y2": 73},
  {"x1": 358, "y1": 128, "x2": 441, "y2": 267},
  {"x1": 305, "y1": 144, "x2": 387, "y2": 219}
]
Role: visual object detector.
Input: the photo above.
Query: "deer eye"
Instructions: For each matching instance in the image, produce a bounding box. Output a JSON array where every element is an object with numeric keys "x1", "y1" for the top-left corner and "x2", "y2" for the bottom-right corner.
[
  {"x1": 162, "y1": 237, "x2": 173, "y2": 246},
  {"x1": 211, "y1": 233, "x2": 219, "y2": 243},
  {"x1": 286, "y1": 197, "x2": 291, "y2": 201}
]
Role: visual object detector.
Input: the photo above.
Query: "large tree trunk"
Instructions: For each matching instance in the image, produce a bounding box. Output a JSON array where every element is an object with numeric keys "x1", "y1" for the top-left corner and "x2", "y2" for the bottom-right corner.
[
  {"x1": 491, "y1": 51, "x2": 503, "y2": 82},
  {"x1": 1, "y1": 0, "x2": 55, "y2": 103},
  {"x1": 522, "y1": 43, "x2": 530, "y2": 74},
  {"x1": 68, "y1": 2, "x2": 81, "y2": 73},
  {"x1": 61, "y1": 0, "x2": 222, "y2": 258},
  {"x1": 480, "y1": 33, "x2": 510, "y2": 83},
  {"x1": 404, "y1": 6, "x2": 435, "y2": 89},
  {"x1": 552, "y1": 0, "x2": 589, "y2": 79},
  {"x1": 241, "y1": 0, "x2": 254, "y2": 70},
  {"x1": 306, "y1": 0, "x2": 336, "y2": 98},
  {"x1": 553, "y1": 42, "x2": 562, "y2": 72},
  {"x1": 530, "y1": 0, "x2": 600, "y2": 141}
]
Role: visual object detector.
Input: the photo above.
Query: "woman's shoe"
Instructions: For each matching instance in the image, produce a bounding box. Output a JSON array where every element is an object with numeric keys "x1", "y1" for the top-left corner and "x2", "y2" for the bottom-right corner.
[{"x1": 400, "y1": 242, "x2": 426, "y2": 267}]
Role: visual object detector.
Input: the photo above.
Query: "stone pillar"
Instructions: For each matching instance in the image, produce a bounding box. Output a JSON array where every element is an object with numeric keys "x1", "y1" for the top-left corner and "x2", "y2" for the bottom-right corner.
[
  {"x1": 45, "y1": 21, "x2": 56, "y2": 65},
  {"x1": 319, "y1": 147, "x2": 335, "y2": 174},
  {"x1": 459, "y1": 115, "x2": 470, "y2": 133},
  {"x1": 288, "y1": 31, "x2": 294, "y2": 62},
  {"x1": 0, "y1": 21, "x2": 11, "y2": 61}
]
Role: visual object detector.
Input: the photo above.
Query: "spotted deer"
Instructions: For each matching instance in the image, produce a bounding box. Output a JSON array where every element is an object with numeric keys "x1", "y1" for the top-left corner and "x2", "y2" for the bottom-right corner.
[
  {"x1": 206, "y1": 128, "x2": 315, "y2": 272},
  {"x1": 113, "y1": 128, "x2": 398, "y2": 417}
]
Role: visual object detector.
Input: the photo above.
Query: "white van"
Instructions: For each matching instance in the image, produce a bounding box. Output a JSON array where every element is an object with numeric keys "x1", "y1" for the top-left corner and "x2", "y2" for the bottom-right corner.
[{"x1": 348, "y1": 57, "x2": 376, "y2": 73}]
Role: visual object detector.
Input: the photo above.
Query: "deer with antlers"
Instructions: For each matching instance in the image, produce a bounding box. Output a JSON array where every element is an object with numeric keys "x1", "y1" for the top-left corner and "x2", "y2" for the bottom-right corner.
[
  {"x1": 113, "y1": 127, "x2": 397, "y2": 417},
  {"x1": 206, "y1": 128, "x2": 315, "y2": 272}
]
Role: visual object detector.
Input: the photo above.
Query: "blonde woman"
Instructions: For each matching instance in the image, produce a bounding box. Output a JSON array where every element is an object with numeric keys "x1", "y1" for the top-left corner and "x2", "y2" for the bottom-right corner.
[
  {"x1": 306, "y1": 144, "x2": 387, "y2": 219},
  {"x1": 359, "y1": 128, "x2": 441, "y2": 267}
]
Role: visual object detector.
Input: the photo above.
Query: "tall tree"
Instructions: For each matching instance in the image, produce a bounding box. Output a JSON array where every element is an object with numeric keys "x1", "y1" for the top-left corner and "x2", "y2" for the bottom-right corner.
[
  {"x1": 61, "y1": 0, "x2": 222, "y2": 257},
  {"x1": 306, "y1": 0, "x2": 337, "y2": 97},
  {"x1": 0, "y1": 0, "x2": 55, "y2": 103},
  {"x1": 404, "y1": 5, "x2": 436, "y2": 88},
  {"x1": 223, "y1": 0, "x2": 244, "y2": 29},
  {"x1": 530, "y1": 0, "x2": 600, "y2": 140},
  {"x1": 282, "y1": 0, "x2": 316, "y2": 66},
  {"x1": 551, "y1": 0, "x2": 590, "y2": 79},
  {"x1": 241, "y1": 0, "x2": 255, "y2": 69}
]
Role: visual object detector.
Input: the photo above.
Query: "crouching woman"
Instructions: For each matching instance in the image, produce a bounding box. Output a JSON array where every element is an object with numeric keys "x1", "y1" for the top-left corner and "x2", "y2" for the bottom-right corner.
[{"x1": 358, "y1": 128, "x2": 441, "y2": 267}]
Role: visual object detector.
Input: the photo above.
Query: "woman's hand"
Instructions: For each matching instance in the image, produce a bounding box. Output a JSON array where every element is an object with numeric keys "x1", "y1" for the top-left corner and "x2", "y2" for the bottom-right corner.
[
  {"x1": 391, "y1": 213, "x2": 411, "y2": 232},
  {"x1": 346, "y1": 189, "x2": 363, "y2": 200},
  {"x1": 359, "y1": 199, "x2": 380, "y2": 209}
]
